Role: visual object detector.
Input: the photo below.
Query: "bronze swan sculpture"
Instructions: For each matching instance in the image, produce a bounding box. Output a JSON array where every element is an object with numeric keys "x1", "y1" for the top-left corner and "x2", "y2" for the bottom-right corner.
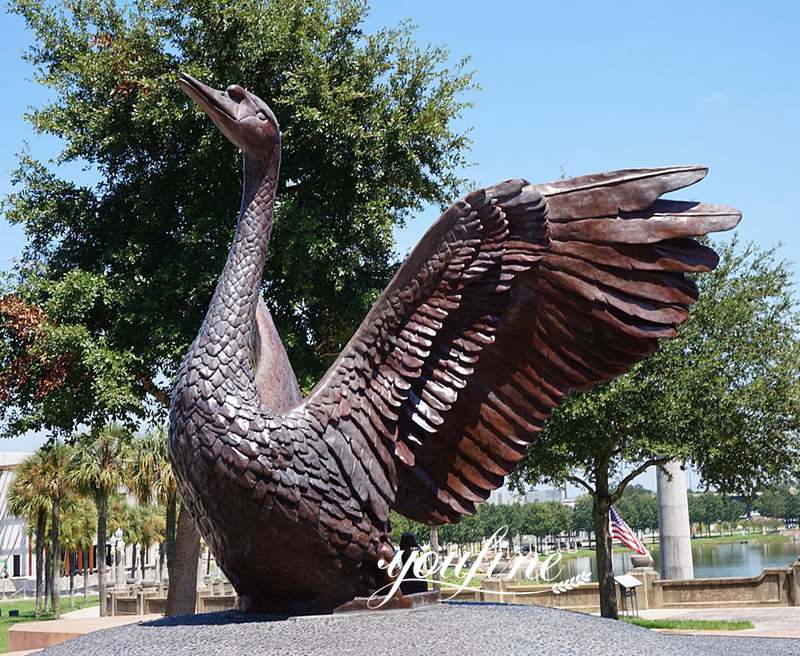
[{"x1": 169, "y1": 73, "x2": 741, "y2": 613}]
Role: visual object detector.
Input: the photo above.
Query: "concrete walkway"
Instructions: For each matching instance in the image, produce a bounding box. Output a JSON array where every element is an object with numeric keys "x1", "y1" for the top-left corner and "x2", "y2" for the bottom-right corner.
[
  {"x1": 638, "y1": 606, "x2": 800, "y2": 639},
  {"x1": 6, "y1": 614, "x2": 160, "y2": 652},
  {"x1": 60, "y1": 605, "x2": 101, "y2": 619}
]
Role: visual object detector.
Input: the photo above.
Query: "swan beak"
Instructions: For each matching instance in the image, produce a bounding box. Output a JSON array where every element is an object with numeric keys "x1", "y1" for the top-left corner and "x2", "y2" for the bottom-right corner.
[{"x1": 178, "y1": 72, "x2": 240, "y2": 142}]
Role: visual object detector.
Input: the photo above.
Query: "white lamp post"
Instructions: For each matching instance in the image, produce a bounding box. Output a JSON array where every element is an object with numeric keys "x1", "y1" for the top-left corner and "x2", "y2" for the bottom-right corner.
[{"x1": 114, "y1": 528, "x2": 125, "y2": 588}]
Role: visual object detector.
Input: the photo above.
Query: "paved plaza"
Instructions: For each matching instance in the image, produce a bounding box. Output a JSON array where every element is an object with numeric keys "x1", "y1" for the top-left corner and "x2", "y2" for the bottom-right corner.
[
  {"x1": 639, "y1": 605, "x2": 800, "y2": 639},
  {"x1": 26, "y1": 602, "x2": 800, "y2": 656}
]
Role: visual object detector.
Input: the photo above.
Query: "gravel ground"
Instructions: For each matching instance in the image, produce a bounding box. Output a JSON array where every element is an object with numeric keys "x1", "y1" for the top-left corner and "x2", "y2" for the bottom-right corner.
[{"x1": 36, "y1": 602, "x2": 799, "y2": 656}]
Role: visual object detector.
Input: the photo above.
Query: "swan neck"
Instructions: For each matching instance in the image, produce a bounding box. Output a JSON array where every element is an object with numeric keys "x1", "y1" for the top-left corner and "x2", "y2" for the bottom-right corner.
[{"x1": 197, "y1": 152, "x2": 279, "y2": 389}]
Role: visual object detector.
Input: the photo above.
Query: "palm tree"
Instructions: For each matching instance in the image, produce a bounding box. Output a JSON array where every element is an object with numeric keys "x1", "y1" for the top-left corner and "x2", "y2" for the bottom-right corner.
[
  {"x1": 136, "y1": 506, "x2": 166, "y2": 581},
  {"x1": 124, "y1": 505, "x2": 143, "y2": 580},
  {"x1": 38, "y1": 441, "x2": 73, "y2": 619},
  {"x1": 66, "y1": 423, "x2": 131, "y2": 616},
  {"x1": 106, "y1": 494, "x2": 130, "y2": 585},
  {"x1": 126, "y1": 428, "x2": 177, "y2": 583},
  {"x1": 106, "y1": 494, "x2": 129, "y2": 535},
  {"x1": 59, "y1": 496, "x2": 97, "y2": 606},
  {"x1": 7, "y1": 450, "x2": 51, "y2": 617}
]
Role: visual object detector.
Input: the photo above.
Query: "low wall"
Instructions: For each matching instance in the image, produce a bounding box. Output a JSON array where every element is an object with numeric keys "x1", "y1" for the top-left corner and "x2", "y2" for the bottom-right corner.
[
  {"x1": 105, "y1": 560, "x2": 800, "y2": 615},
  {"x1": 655, "y1": 568, "x2": 792, "y2": 608},
  {"x1": 107, "y1": 582, "x2": 237, "y2": 616},
  {"x1": 476, "y1": 559, "x2": 800, "y2": 611},
  {"x1": 477, "y1": 578, "x2": 610, "y2": 613}
]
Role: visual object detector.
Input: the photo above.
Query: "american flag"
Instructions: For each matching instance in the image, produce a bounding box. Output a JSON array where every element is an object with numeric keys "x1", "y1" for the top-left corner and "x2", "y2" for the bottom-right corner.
[{"x1": 609, "y1": 506, "x2": 649, "y2": 556}]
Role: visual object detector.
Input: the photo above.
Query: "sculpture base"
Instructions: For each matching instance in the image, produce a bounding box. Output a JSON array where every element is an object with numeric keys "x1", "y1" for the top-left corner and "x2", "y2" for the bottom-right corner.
[
  {"x1": 32, "y1": 602, "x2": 794, "y2": 656},
  {"x1": 234, "y1": 590, "x2": 439, "y2": 615},
  {"x1": 333, "y1": 589, "x2": 440, "y2": 613}
]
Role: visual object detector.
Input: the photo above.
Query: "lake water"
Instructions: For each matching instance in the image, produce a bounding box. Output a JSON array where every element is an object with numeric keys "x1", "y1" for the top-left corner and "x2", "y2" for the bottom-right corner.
[{"x1": 553, "y1": 537, "x2": 800, "y2": 582}]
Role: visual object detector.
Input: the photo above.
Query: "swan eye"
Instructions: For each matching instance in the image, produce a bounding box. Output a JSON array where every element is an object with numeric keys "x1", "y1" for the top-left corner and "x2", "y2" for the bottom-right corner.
[{"x1": 256, "y1": 111, "x2": 268, "y2": 121}]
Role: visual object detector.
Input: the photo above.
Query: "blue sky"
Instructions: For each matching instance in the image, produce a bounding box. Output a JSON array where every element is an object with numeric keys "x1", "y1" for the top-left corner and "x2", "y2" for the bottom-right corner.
[{"x1": 0, "y1": 1, "x2": 797, "y2": 478}]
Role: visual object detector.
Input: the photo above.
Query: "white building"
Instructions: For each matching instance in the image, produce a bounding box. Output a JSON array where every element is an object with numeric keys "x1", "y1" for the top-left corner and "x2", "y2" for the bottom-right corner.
[
  {"x1": 0, "y1": 450, "x2": 162, "y2": 591},
  {"x1": 0, "y1": 452, "x2": 34, "y2": 579},
  {"x1": 488, "y1": 484, "x2": 566, "y2": 506}
]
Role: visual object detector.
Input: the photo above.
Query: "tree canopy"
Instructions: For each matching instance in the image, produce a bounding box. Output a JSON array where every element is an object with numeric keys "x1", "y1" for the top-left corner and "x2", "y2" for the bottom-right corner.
[
  {"x1": 510, "y1": 237, "x2": 800, "y2": 618},
  {"x1": 615, "y1": 485, "x2": 657, "y2": 534},
  {"x1": 512, "y1": 238, "x2": 800, "y2": 501},
  {"x1": 0, "y1": 0, "x2": 475, "y2": 435}
]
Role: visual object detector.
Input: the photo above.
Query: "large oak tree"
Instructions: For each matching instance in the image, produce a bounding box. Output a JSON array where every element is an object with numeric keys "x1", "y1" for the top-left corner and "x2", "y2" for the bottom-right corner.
[
  {"x1": 1, "y1": 0, "x2": 474, "y2": 613},
  {"x1": 512, "y1": 238, "x2": 800, "y2": 618}
]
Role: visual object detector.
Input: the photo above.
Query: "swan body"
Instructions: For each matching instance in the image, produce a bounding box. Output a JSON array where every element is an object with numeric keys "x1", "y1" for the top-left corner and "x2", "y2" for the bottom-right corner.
[{"x1": 169, "y1": 73, "x2": 741, "y2": 613}]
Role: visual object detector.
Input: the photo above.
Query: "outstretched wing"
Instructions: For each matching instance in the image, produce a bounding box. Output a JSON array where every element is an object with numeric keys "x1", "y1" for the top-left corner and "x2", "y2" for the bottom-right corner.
[{"x1": 298, "y1": 166, "x2": 740, "y2": 525}]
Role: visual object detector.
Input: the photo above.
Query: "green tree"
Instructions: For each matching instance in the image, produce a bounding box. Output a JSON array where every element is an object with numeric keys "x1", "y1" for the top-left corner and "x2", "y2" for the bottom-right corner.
[
  {"x1": 124, "y1": 505, "x2": 144, "y2": 579},
  {"x1": 106, "y1": 494, "x2": 130, "y2": 537},
  {"x1": 476, "y1": 503, "x2": 507, "y2": 542},
  {"x1": 756, "y1": 487, "x2": 789, "y2": 521},
  {"x1": 572, "y1": 494, "x2": 594, "y2": 541},
  {"x1": 720, "y1": 496, "x2": 746, "y2": 534},
  {"x1": 689, "y1": 490, "x2": 726, "y2": 537},
  {"x1": 786, "y1": 487, "x2": 800, "y2": 524},
  {"x1": 39, "y1": 441, "x2": 74, "y2": 619},
  {"x1": 58, "y1": 495, "x2": 97, "y2": 606},
  {"x1": 0, "y1": 278, "x2": 143, "y2": 438},
  {"x1": 122, "y1": 504, "x2": 166, "y2": 580},
  {"x1": 617, "y1": 485, "x2": 658, "y2": 538},
  {"x1": 7, "y1": 450, "x2": 51, "y2": 616},
  {"x1": 388, "y1": 511, "x2": 427, "y2": 545},
  {"x1": 520, "y1": 502, "x2": 571, "y2": 552},
  {"x1": 66, "y1": 423, "x2": 132, "y2": 616},
  {"x1": 512, "y1": 240, "x2": 800, "y2": 619},
  {"x1": 501, "y1": 503, "x2": 525, "y2": 549},
  {"x1": 137, "y1": 506, "x2": 167, "y2": 580},
  {"x1": 553, "y1": 503, "x2": 574, "y2": 545},
  {"x1": 2, "y1": 0, "x2": 474, "y2": 611},
  {"x1": 438, "y1": 506, "x2": 484, "y2": 551},
  {"x1": 126, "y1": 428, "x2": 176, "y2": 582}
]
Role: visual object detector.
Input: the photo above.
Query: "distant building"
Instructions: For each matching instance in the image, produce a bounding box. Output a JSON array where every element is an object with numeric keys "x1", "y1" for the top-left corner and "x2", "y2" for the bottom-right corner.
[
  {"x1": 0, "y1": 452, "x2": 34, "y2": 578},
  {"x1": 488, "y1": 486, "x2": 566, "y2": 506},
  {"x1": 0, "y1": 451, "x2": 160, "y2": 590},
  {"x1": 487, "y1": 488, "x2": 511, "y2": 505},
  {"x1": 525, "y1": 488, "x2": 562, "y2": 504},
  {"x1": 561, "y1": 496, "x2": 580, "y2": 509}
]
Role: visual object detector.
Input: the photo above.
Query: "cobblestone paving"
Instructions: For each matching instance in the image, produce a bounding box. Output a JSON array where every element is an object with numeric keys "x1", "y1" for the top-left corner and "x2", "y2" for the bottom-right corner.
[{"x1": 36, "y1": 602, "x2": 799, "y2": 656}]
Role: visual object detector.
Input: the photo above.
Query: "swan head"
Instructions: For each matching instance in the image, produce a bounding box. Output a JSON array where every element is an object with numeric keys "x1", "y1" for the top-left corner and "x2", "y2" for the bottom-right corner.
[{"x1": 179, "y1": 72, "x2": 280, "y2": 159}]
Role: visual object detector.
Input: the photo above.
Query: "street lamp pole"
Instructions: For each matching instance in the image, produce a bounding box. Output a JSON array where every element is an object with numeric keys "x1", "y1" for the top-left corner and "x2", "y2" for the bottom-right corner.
[{"x1": 114, "y1": 528, "x2": 125, "y2": 588}]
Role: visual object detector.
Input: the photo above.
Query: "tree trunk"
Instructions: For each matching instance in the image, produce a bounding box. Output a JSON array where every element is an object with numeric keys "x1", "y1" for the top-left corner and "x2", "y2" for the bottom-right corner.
[
  {"x1": 44, "y1": 545, "x2": 51, "y2": 613},
  {"x1": 592, "y1": 472, "x2": 618, "y2": 619},
  {"x1": 69, "y1": 554, "x2": 75, "y2": 607},
  {"x1": 430, "y1": 526, "x2": 440, "y2": 591},
  {"x1": 50, "y1": 503, "x2": 61, "y2": 619},
  {"x1": 83, "y1": 550, "x2": 89, "y2": 604},
  {"x1": 97, "y1": 493, "x2": 108, "y2": 617},
  {"x1": 34, "y1": 509, "x2": 46, "y2": 618},
  {"x1": 130, "y1": 543, "x2": 137, "y2": 577},
  {"x1": 158, "y1": 542, "x2": 164, "y2": 582},
  {"x1": 165, "y1": 492, "x2": 177, "y2": 582},
  {"x1": 141, "y1": 545, "x2": 146, "y2": 580},
  {"x1": 165, "y1": 506, "x2": 201, "y2": 616}
]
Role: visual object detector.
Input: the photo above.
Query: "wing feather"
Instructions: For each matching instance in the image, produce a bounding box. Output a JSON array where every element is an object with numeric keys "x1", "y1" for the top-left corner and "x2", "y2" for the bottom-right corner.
[{"x1": 293, "y1": 165, "x2": 740, "y2": 524}]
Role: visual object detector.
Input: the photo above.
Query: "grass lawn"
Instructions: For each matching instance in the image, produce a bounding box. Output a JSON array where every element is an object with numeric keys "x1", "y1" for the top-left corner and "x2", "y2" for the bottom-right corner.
[
  {"x1": 622, "y1": 617, "x2": 754, "y2": 631},
  {"x1": 558, "y1": 545, "x2": 649, "y2": 561},
  {"x1": 689, "y1": 532, "x2": 790, "y2": 546},
  {"x1": 0, "y1": 594, "x2": 100, "y2": 652}
]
